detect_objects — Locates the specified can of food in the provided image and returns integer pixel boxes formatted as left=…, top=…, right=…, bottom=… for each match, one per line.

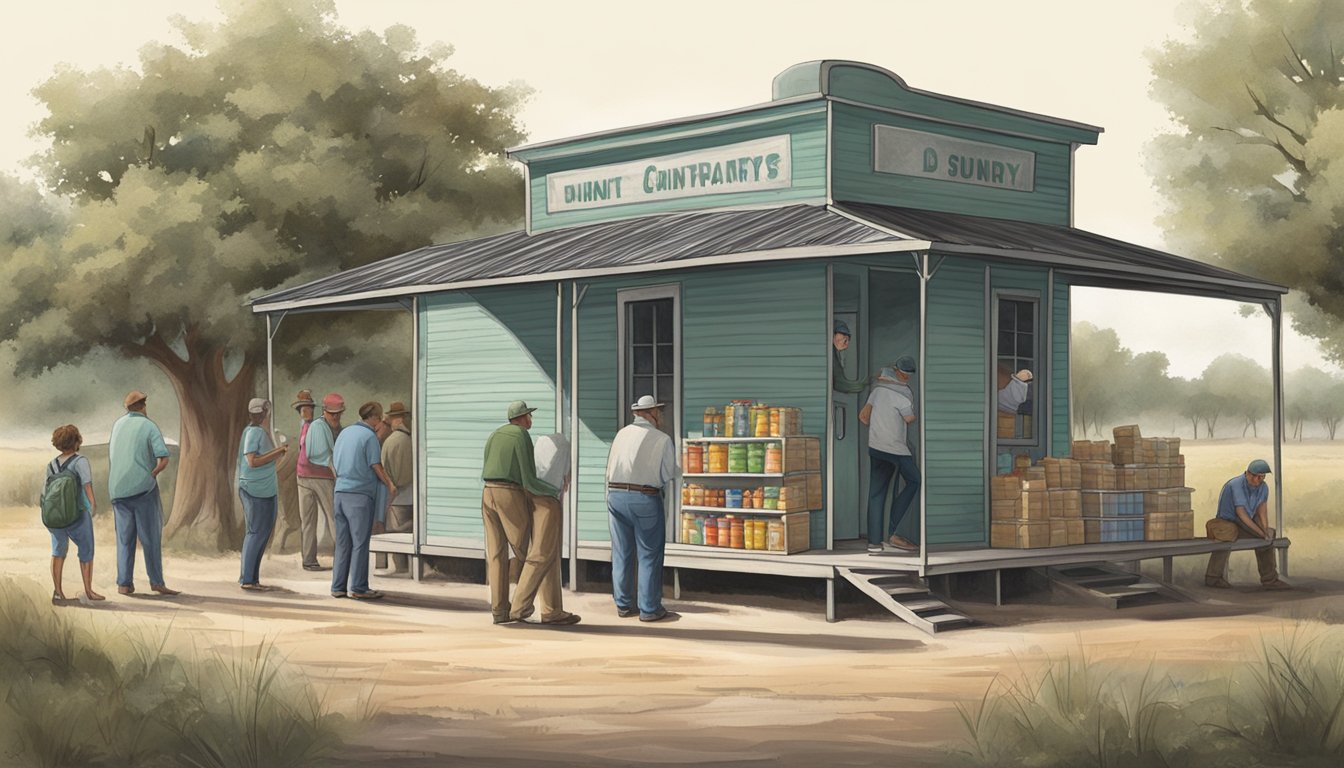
left=753, top=519, right=767, bottom=550
left=704, top=516, right=718, bottom=546
left=717, top=517, right=731, bottom=548
left=725, top=488, right=742, bottom=508
left=732, top=400, right=752, bottom=437
left=747, top=443, right=766, bottom=473
left=728, top=443, right=748, bottom=473
left=730, top=517, right=745, bottom=549
left=686, top=443, right=705, bottom=474
left=767, top=520, right=785, bottom=551
left=764, top=443, right=782, bottom=473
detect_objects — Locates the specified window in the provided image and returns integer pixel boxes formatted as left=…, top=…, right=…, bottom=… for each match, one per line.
left=618, top=286, right=679, bottom=441
left=995, top=297, right=1038, bottom=442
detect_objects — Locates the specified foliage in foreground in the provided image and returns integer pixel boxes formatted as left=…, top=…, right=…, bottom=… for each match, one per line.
left=0, top=576, right=364, bottom=767
left=955, top=627, right=1344, bottom=767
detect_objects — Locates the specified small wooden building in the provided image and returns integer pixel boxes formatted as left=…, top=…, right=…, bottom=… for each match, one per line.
left=252, top=61, right=1289, bottom=628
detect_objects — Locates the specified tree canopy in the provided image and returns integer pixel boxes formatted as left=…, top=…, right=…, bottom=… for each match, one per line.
left=1148, top=0, right=1344, bottom=361
left=0, top=0, right=530, bottom=548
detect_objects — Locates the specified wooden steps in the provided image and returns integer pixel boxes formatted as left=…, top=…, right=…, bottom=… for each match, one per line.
left=835, top=567, right=974, bottom=634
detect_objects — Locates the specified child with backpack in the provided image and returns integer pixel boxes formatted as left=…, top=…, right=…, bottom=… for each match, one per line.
left=43, top=425, right=104, bottom=604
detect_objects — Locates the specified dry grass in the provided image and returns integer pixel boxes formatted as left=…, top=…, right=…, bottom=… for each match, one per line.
left=0, top=575, right=363, bottom=768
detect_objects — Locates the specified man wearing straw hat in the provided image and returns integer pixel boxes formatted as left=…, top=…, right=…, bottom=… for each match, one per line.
left=605, top=395, right=681, bottom=622
left=108, top=390, right=179, bottom=596
left=296, top=390, right=341, bottom=571
left=481, top=400, right=564, bottom=624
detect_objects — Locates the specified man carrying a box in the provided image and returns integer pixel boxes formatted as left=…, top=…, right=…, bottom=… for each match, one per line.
left=1204, top=459, right=1290, bottom=590
left=859, top=359, right=919, bottom=554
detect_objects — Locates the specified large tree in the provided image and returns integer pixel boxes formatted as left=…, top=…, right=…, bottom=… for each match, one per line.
left=1148, top=0, right=1344, bottom=362
left=0, top=0, right=528, bottom=548
left=1070, top=321, right=1176, bottom=437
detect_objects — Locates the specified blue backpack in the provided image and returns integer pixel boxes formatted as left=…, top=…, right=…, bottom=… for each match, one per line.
left=41, top=456, right=83, bottom=529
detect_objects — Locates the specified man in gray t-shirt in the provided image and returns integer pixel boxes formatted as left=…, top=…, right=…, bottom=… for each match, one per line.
left=859, top=359, right=920, bottom=553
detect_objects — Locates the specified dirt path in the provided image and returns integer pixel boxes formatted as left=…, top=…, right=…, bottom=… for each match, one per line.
left=2, top=508, right=1340, bottom=766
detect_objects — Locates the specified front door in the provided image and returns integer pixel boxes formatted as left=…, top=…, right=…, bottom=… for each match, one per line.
left=831, top=265, right=866, bottom=540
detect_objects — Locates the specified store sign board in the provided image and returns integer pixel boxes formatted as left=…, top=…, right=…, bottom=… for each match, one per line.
left=545, top=135, right=792, bottom=213
left=873, top=125, right=1035, bottom=192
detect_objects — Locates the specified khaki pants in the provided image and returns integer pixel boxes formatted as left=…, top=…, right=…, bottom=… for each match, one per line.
left=1205, top=518, right=1278, bottom=583
left=482, top=484, right=531, bottom=621
left=375, top=504, right=412, bottom=572
left=510, top=493, right=565, bottom=621
left=297, top=476, right=336, bottom=567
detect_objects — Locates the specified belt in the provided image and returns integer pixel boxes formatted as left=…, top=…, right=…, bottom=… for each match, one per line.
left=608, top=482, right=661, bottom=496
left=484, top=480, right=522, bottom=489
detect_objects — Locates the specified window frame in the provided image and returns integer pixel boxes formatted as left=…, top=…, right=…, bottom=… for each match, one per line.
left=616, top=284, right=681, bottom=442
left=992, top=290, right=1042, bottom=448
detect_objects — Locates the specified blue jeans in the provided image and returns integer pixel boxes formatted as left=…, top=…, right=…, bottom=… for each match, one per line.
left=48, top=510, right=95, bottom=562
left=868, top=448, right=920, bottom=545
left=607, top=490, right=666, bottom=617
left=113, top=487, right=165, bottom=588
left=332, top=491, right=374, bottom=595
left=238, top=489, right=277, bottom=586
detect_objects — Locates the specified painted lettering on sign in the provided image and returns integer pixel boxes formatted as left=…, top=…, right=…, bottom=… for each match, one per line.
left=546, top=136, right=792, bottom=213
left=873, top=125, right=1035, bottom=193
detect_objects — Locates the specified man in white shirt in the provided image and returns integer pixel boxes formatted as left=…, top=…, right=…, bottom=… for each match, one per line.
left=507, top=432, right=581, bottom=625
left=605, top=395, right=680, bottom=622
left=859, top=358, right=920, bottom=554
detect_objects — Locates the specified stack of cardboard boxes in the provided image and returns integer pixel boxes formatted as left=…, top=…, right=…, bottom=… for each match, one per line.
left=989, top=424, right=1196, bottom=549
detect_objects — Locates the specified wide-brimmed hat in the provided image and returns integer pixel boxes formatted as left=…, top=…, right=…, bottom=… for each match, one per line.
left=507, top=400, right=537, bottom=420
left=386, top=401, right=410, bottom=417
left=247, top=398, right=269, bottom=414
left=322, top=393, right=346, bottom=414
left=631, top=395, right=664, bottom=411
left=123, top=390, right=148, bottom=409
left=291, top=389, right=316, bottom=411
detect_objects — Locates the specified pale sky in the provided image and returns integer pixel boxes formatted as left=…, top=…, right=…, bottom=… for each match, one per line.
left=1, top=0, right=1336, bottom=378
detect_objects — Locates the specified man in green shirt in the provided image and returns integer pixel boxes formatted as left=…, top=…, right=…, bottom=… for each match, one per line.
left=481, top=400, right=559, bottom=624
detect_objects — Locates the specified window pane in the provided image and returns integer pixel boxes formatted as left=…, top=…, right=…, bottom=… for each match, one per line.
left=1018, top=303, right=1034, bottom=332
left=998, top=330, right=1013, bottom=352
left=633, top=345, right=654, bottom=375
left=633, top=376, right=654, bottom=399
left=999, top=302, right=1015, bottom=330
left=1016, top=333, right=1033, bottom=358
left=657, top=375, right=673, bottom=401
left=632, top=303, right=654, bottom=343
left=656, top=344, right=674, bottom=375
left=654, top=299, right=673, bottom=343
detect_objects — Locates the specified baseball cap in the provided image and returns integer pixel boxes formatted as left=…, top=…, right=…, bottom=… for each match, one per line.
left=247, top=398, right=269, bottom=414
left=895, top=356, right=917, bottom=373
left=1247, top=459, right=1272, bottom=475
left=833, top=320, right=851, bottom=337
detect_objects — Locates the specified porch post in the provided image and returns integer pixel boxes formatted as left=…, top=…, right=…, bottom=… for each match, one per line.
left=569, top=281, right=583, bottom=590
left=918, top=251, right=929, bottom=579
left=265, top=314, right=276, bottom=444
left=825, top=264, right=835, bottom=551
left=1269, top=298, right=1286, bottom=575
left=411, top=296, right=423, bottom=580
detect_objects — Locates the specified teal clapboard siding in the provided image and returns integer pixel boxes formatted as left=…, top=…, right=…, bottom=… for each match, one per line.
left=925, top=258, right=989, bottom=545
left=528, top=107, right=827, bottom=233
left=831, top=103, right=1073, bottom=225
left=1052, top=275, right=1071, bottom=456
left=571, top=264, right=828, bottom=545
left=421, top=286, right=558, bottom=543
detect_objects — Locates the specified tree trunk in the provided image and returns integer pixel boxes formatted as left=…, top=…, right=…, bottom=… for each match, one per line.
left=145, top=333, right=258, bottom=551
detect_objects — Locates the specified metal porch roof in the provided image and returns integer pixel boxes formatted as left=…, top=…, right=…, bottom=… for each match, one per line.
left=251, top=201, right=1287, bottom=313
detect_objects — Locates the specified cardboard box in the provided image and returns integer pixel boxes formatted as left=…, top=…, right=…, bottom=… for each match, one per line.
left=992, top=520, right=1051, bottom=549
left=1020, top=490, right=1051, bottom=521
left=1040, top=457, right=1082, bottom=489
left=1082, top=490, right=1144, bottom=517
left=1081, top=462, right=1117, bottom=491
left=1083, top=516, right=1145, bottom=544
left=1050, top=519, right=1069, bottom=547
left=1048, top=489, right=1082, bottom=518
left=1144, top=488, right=1192, bottom=514
left=991, top=499, right=1022, bottom=522
left=1144, top=510, right=1194, bottom=541
left=991, top=475, right=1023, bottom=501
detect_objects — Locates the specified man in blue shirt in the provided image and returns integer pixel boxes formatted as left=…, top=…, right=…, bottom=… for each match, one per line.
left=330, top=401, right=395, bottom=600
left=108, top=390, right=179, bottom=596
left=1205, top=459, right=1290, bottom=590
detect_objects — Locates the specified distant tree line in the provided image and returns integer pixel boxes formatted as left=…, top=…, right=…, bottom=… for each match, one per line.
left=1071, top=322, right=1344, bottom=440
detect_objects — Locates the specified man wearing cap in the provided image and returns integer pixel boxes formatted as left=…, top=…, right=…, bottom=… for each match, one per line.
left=376, top=401, right=414, bottom=575
left=859, top=358, right=920, bottom=554
left=481, top=401, right=563, bottom=624
left=1205, top=459, right=1290, bottom=590
left=831, top=320, right=868, bottom=394
left=108, top=390, right=179, bottom=596
left=605, top=395, right=681, bottom=622
left=237, top=398, right=287, bottom=590
left=296, top=391, right=342, bottom=571
left=330, top=401, right=395, bottom=600
left=507, top=430, right=580, bottom=625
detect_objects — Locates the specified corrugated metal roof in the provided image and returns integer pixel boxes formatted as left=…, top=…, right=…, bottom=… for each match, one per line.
left=250, top=205, right=905, bottom=310
left=252, top=201, right=1287, bottom=313
left=835, top=201, right=1287, bottom=299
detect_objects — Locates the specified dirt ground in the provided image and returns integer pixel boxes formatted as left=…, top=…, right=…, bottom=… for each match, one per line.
left=3, top=507, right=1342, bottom=767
